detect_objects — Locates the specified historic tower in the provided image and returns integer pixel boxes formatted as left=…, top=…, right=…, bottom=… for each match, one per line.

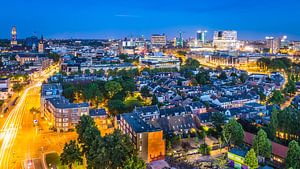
left=38, top=35, right=44, bottom=53
left=11, top=26, right=17, bottom=46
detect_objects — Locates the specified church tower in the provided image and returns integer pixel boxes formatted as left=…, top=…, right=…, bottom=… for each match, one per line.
left=38, top=35, right=44, bottom=53
left=11, top=26, right=17, bottom=46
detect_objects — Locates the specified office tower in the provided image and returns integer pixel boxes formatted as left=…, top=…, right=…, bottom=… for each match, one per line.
left=196, top=30, right=207, bottom=44
left=265, top=36, right=281, bottom=54
left=213, top=30, right=238, bottom=51
left=151, top=34, right=167, bottom=47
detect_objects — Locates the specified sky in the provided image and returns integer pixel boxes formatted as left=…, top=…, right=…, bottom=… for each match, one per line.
left=1, top=0, right=300, bottom=40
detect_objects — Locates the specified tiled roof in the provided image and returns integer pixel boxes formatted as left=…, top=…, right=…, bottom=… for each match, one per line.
left=244, top=132, right=288, bottom=158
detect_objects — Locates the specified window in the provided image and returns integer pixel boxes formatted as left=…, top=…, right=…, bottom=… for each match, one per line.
left=139, top=146, right=142, bottom=151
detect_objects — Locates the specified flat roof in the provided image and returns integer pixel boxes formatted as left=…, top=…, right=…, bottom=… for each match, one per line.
left=47, top=97, right=89, bottom=109
left=122, top=113, right=161, bottom=133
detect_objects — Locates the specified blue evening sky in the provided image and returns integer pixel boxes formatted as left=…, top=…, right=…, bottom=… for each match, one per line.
left=1, top=0, right=300, bottom=40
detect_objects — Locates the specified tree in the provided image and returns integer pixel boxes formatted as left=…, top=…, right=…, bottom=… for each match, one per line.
left=141, top=86, right=150, bottom=97
left=84, top=69, right=91, bottom=75
left=123, top=156, right=146, bottom=169
left=269, top=90, right=285, bottom=105
left=151, top=95, right=159, bottom=105
left=75, top=115, right=100, bottom=155
left=284, top=78, right=297, bottom=96
left=83, top=83, right=103, bottom=107
left=218, top=71, right=227, bottom=80
left=267, top=107, right=278, bottom=140
left=257, top=57, right=271, bottom=70
left=257, top=91, right=266, bottom=103
left=48, top=52, right=61, bottom=63
left=211, top=112, right=226, bottom=135
left=183, top=58, right=200, bottom=70
left=118, top=53, right=129, bottom=60
left=105, top=81, right=122, bottom=98
left=222, top=119, right=244, bottom=147
left=88, top=130, right=135, bottom=169
left=286, top=140, right=300, bottom=169
left=60, top=140, right=83, bottom=169
left=214, top=155, right=227, bottom=169
left=177, top=50, right=187, bottom=56
left=121, top=78, right=136, bottom=93
left=63, top=84, right=76, bottom=101
left=195, top=71, right=210, bottom=85
left=108, top=99, right=126, bottom=116
left=124, top=97, right=143, bottom=112
left=244, top=149, right=259, bottom=169
left=239, top=73, right=248, bottom=83
left=253, top=129, right=272, bottom=159
left=198, top=143, right=211, bottom=155
left=12, top=83, right=23, bottom=93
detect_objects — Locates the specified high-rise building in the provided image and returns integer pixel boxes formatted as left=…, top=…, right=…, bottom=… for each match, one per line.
left=196, top=30, right=207, bottom=44
left=38, top=35, right=45, bottom=53
left=11, top=26, right=17, bottom=46
left=151, top=34, right=167, bottom=47
left=213, top=30, right=238, bottom=51
left=265, top=36, right=281, bottom=54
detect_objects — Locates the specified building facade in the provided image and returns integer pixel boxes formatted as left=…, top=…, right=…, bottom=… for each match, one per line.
left=44, top=97, right=89, bottom=132
left=151, top=34, right=167, bottom=47
left=213, top=31, right=238, bottom=51
left=120, top=113, right=165, bottom=163
left=40, top=83, right=63, bottom=117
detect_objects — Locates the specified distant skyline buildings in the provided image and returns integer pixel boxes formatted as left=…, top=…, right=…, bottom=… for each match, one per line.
left=0, top=26, right=297, bottom=41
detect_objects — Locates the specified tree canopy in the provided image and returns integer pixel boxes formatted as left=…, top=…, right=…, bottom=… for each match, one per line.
left=286, top=140, right=300, bottom=169
left=253, top=129, right=272, bottom=159
left=123, top=155, right=146, bottom=169
left=244, top=149, right=259, bottom=169
left=268, top=90, right=285, bottom=105
left=222, top=119, right=244, bottom=147
left=60, top=140, right=83, bottom=169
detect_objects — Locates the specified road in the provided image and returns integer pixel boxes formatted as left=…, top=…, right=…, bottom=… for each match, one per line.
left=0, top=65, right=69, bottom=169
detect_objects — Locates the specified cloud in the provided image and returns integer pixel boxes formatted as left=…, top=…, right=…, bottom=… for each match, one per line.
left=114, top=14, right=140, bottom=18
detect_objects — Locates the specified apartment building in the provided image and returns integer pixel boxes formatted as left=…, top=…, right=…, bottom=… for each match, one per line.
left=45, top=96, right=89, bottom=132
left=120, top=113, right=165, bottom=163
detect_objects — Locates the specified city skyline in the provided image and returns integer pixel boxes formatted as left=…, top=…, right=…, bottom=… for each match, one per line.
left=1, top=0, right=300, bottom=40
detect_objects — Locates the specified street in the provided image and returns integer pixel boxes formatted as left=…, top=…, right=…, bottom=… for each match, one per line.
left=0, top=65, right=78, bottom=169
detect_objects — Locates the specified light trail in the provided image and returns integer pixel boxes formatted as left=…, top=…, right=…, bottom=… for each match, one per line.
left=0, top=84, right=38, bottom=168
left=0, top=66, right=57, bottom=168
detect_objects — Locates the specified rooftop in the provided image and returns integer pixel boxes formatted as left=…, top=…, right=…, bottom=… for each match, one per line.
left=228, top=148, right=248, bottom=158
left=89, top=108, right=107, bottom=117
left=244, top=131, right=288, bottom=158
left=47, top=96, right=89, bottom=109
left=122, top=113, right=160, bottom=133
left=41, top=83, right=62, bottom=97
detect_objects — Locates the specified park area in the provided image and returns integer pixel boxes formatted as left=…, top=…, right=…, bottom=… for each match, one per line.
left=45, top=152, right=84, bottom=169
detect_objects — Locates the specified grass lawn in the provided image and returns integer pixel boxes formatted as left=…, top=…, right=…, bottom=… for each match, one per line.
left=45, top=152, right=84, bottom=169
